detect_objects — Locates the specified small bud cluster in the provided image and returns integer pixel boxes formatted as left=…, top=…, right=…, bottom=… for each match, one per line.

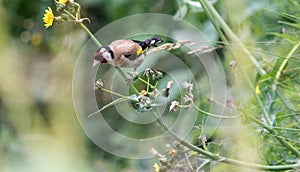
left=43, top=0, right=90, bottom=29
left=151, top=142, right=197, bottom=172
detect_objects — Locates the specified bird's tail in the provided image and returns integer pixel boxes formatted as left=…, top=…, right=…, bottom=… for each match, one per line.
left=144, top=36, right=163, bottom=47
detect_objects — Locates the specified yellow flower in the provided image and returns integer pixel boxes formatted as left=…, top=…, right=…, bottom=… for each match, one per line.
left=43, top=7, right=54, bottom=28
left=169, top=149, right=176, bottom=157
left=141, top=90, right=148, bottom=96
left=255, top=85, right=261, bottom=94
left=153, top=163, right=160, bottom=172
left=59, top=0, right=69, bottom=4
left=31, top=33, right=42, bottom=46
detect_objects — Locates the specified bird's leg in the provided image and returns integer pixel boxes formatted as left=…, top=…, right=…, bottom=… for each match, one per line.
left=126, top=69, right=138, bottom=85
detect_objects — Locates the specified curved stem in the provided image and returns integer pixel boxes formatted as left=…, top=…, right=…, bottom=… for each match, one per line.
left=101, top=88, right=137, bottom=101
left=239, top=109, right=300, bottom=157
left=78, top=22, right=102, bottom=48
left=116, top=67, right=139, bottom=94
left=137, top=76, right=156, bottom=89
left=63, top=9, right=139, bottom=94
left=63, top=9, right=102, bottom=47
left=272, top=41, right=300, bottom=91
left=198, top=0, right=300, bottom=157
left=193, top=105, right=242, bottom=119
left=87, top=98, right=127, bottom=118
left=199, top=0, right=271, bottom=125
left=151, top=111, right=300, bottom=170
left=199, top=0, right=266, bottom=75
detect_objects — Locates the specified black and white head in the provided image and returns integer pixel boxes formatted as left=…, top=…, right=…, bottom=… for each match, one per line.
left=145, top=36, right=163, bottom=47
left=93, top=46, right=114, bottom=67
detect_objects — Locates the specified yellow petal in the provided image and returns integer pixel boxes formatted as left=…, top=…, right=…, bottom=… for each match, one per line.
left=153, top=163, right=160, bottom=172
left=59, top=0, right=69, bottom=4
left=42, top=7, right=54, bottom=29
left=255, top=85, right=261, bottom=94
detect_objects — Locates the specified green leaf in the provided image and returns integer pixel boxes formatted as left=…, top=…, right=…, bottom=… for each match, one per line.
left=268, top=32, right=299, bottom=43
left=278, top=21, right=300, bottom=29
left=276, top=88, right=297, bottom=111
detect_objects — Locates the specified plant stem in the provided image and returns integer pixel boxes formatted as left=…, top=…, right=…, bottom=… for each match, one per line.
left=116, top=67, right=139, bottom=94
left=79, top=23, right=102, bottom=48
left=272, top=41, right=300, bottom=91
left=239, top=109, right=300, bottom=157
left=199, top=0, right=266, bottom=76
left=137, top=76, right=156, bottom=89
left=87, top=98, right=127, bottom=118
left=101, top=88, right=138, bottom=101
left=63, top=9, right=102, bottom=47
left=238, top=67, right=300, bottom=156
left=198, top=0, right=300, bottom=156
left=63, top=9, right=139, bottom=94
left=193, top=105, right=242, bottom=119
left=196, top=1, right=272, bottom=125
left=147, top=76, right=150, bottom=92
left=151, top=111, right=300, bottom=170
left=151, top=111, right=218, bottom=159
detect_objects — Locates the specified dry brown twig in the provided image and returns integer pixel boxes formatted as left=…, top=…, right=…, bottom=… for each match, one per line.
left=147, top=40, right=222, bottom=55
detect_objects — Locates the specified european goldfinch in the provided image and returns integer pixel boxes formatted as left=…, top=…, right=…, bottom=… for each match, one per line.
left=93, top=36, right=163, bottom=70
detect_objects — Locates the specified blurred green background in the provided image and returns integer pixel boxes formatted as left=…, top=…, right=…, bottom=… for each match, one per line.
left=0, top=0, right=299, bottom=171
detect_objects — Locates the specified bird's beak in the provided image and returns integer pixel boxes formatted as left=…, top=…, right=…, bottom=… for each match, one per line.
left=93, top=59, right=100, bottom=67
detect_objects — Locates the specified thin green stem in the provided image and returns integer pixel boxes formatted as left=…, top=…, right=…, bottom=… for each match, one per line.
left=87, top=98, right=127, bottom=118
left=154, top=81, right=158, bottom=88
left=137, top=76, right=156, bottom=89
left=195, top=0, right=300, bottom=159
left=101, top=88, right=137, bottom=101
left=147, top=76, right=150, bottom=92
left=252, top=83, right=273, bottom=126
left=63, top=9, right=102, bottom=47
left=79, top=22, right=102, bottom=48
left=272, top=126, right=300, bottom=132
left=196, top=1, right=272, bottom=125
left=239, top=110, right=300, bottom=157
left=199, top=0, right=266, bottom=75
left=151, top=111, right=300, bottom=170
left=116, top=67, right=139, bottom=94
left=151, top=111, right=218, bottom=159
left=193, top=105, right=242, bottom=119
left=272, top=41, right=300, bottom=91
left=87, top=87, right=139, bottom=118
left=63, top=9, right=139, bottom=95
left=198, top=0, right=300, bottom=153
left=276, top=114, right=299, bottom=120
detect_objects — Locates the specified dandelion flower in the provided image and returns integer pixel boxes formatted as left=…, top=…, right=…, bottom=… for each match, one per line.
left=59, top=0, right=69, bottom=4
left=43, top=7, right=54, bottom=28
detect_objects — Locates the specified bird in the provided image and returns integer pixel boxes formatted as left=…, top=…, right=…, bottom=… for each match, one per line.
left=93, top=36, right=163, bottom=70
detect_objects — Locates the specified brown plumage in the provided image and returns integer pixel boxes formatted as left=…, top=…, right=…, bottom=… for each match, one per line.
left=108, top=39, right=141, bottom=67
left=93, top=36, right=163, bottom=70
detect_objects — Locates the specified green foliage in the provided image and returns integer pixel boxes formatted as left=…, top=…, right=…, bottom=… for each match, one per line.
left=1, top=0, right=300, bottom=171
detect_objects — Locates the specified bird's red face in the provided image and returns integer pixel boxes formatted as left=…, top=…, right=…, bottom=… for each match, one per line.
left=93, top=47, right=109, bottom=67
